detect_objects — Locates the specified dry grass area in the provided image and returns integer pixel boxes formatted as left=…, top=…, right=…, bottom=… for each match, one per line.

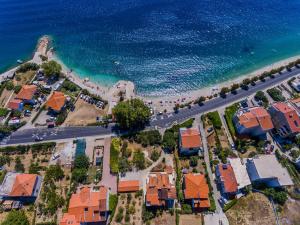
left=0, top=89, right=14, bottom=107
left=226, top=193, right=276, bottom=225
left=239, top=145, right=257, bottom=158
left=151, top=212, right=175, bottom=225
left=127, top=142, right=161, bottom=161
left=280, top=198, right=300, bottom=225
left=64, top=98, right=107, bottom=126
left=14, top=71, right=35, bottom=86
left=179, top=214, right=202, bottom=225
left=111, top=192, right=143, bottom=225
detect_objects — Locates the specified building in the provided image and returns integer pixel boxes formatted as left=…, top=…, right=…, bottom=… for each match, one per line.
left=233, top=107, right=273, bottom=137
left=183, top=173, right=210, bottom=210
left=246, top=155, right=293, bottom=187
left=145, top=172, right=176, bottom=208
left=179, top=127, right=202, bottom=155
left=291, top=78, right=300, bottom=92
left=60, top=186, right=109, bottom=225
left=268, top=102, right=300, bottom=138
left=0, top=172, right=42, bottom=203
left=118, top=180, right=140, bottom=193
left=46, top=91, right=67, bottom=113
left=228, top=158, right=251, bottom=192
left=15, top=85, right=37, bottom=104
left=7, top=99, right=23, bottom=111
left=215, top=164, right=238, bottom=199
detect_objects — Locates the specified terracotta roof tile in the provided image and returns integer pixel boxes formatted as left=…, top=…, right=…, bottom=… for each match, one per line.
left=16, top=85, right=37, bottom=100
left=184, top=173, right=210, bottom=201
left=64, top=186, right=108, bottom=224
left=146, top=173, right=176, bottom=207
left=118, top=180, right=140, bottom=193
left=272, top=102, right=300, bottom=133
left=180, top=128, right=202, bottom=149
left=217, top=164, right=238, bottom=193
left=237, top=107, right=273, bottom=131
left=46, top=91, right=66, bottom=111
left=9, top=174, right=37, bottom=197
left=7, top=99, right=22, bottom=110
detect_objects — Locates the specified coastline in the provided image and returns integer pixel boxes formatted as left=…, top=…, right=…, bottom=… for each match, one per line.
left=2, top=35, right=300, bottom=112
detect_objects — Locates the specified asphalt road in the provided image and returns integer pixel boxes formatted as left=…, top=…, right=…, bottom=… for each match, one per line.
left=4, top=66, right=300, bottom=145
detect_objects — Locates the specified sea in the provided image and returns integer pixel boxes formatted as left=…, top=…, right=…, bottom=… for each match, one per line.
left=1, top=0, right=300, bottom=96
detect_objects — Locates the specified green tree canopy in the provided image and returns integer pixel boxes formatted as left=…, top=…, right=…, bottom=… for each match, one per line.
left=112, top=99, right=151, bottom=130
left=74, top=155, right=90, bottom=169
left=42, top=60, right=62, bottom=77
left=1, top=210, right=30, bottom=225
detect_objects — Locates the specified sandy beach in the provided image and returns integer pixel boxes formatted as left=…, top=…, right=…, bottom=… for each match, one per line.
left=2, top=35, right=300, bottom=113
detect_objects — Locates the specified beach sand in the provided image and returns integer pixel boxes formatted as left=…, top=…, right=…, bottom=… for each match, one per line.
left=5, top=35, right=299, bottom=113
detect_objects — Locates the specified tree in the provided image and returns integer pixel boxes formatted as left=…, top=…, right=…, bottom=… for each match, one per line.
left=74, top=155, right=90, bottom=169
left=113, top=99, right=151, bottom=130
left=230, top=83, right=239, bottom=93
left=162, top=131, right=176, bottom=151
left=42, top=60, right=62, bottom=77
left=1, top=210, right=30, bottom=225
left=133, top=149, right=146, bottom=170
left=14, top=157, right=24, bottom=173
left=16, top=62, right=39, bottom=73
left=254, top=91, right=269, bottom=105
left=150, top=149, right=160, bottom=162
left=220, top=87, right=229, bottom=97
left=72, top=168, right=88, bottom=183
left=195, top=96, right=206, bottom=105
left=189, top=156, right=198, bottom=167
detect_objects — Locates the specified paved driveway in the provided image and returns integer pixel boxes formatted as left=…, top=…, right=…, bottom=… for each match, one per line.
left=99, top=137, right=117, bottom=194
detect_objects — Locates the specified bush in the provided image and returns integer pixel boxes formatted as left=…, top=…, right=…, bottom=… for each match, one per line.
left=5, top=81, right=14, bottom=91
left=135, top=130, right=162, bottom=147
left=254, top=91, right=269, bottom=105
left=189, top=156, right=198, bottom=167
left=264, top=188, right=288, bottom=205
left=150, top=149, right=160, bottom=162
left=0, top=108, right=9, bottom=117
left=109, top=194, right=118, bottom=217
left=61, top=80, right=80, bottom=93
left=14, top=157, right=24, bottom=173
left=1, top=210, right=30, bottom=225
left=42, top=60, right=62, bottom=77
left=181, top=204, right=192, bottom=214
left=133, top=149, right=146, bottom=170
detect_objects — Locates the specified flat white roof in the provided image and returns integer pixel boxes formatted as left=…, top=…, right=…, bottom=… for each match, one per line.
left=251, top=155, right=293, bottom=186
left=229, top=158, right=251, bottom=189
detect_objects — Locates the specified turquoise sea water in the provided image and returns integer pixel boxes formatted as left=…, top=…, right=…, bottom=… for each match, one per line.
left=1, top=0, right=300, bottom=96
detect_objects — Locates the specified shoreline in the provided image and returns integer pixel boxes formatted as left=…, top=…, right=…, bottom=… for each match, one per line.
left=2, top=35, right=300, bottom=112
left=51, top=47, right=300, bottom=111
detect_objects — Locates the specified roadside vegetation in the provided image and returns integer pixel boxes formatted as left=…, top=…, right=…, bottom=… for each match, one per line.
left=267, top=87, right=286, bottom=102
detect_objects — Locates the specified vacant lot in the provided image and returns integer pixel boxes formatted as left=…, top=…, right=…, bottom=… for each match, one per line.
left=151, top=212, right=175, bottom=225
left=226, top=193, right=276, bottom=225
left=64, top=99, right=107, bottom=126
left=179, top=214, right=202, bottom=225
left=281, top=198, right=300, bottom=225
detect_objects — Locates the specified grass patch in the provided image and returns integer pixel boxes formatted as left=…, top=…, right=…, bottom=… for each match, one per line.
left=224, top=103, right=239, bottom=139
left=110, top=138, right=121, bottom=173
left=206, top=111, right=222, bottom=129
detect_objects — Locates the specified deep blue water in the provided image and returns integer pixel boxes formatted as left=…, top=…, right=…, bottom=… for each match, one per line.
left=1, top=0, right=300, bottom=96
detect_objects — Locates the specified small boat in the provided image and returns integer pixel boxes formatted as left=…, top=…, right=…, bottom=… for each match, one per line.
left=17, top=59, right=23, bottom=64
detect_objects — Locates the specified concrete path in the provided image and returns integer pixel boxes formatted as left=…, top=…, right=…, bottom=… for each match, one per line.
left=100, top=137, right=117, bottom=194
left=198, top=118, right=229, bottom=225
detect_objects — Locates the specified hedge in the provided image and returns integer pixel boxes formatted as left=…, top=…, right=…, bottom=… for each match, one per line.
left=223, top=199, right=238, bottom=212
left=224, top=103, right=239, bottom=139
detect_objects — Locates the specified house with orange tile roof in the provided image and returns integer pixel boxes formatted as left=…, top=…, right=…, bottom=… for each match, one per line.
left=179, top=127, right=202, bottom=156
left=46, top=91, right=67, bottom=113
left=215, top=164, right=238, bottom=199
left=7, top=99, right=23, bottom=111
left=15, top=85, right=37, bottom=104
left=60, top=186, right=109, bottom=225
left=0, top=172, right=42, bottom=203
left=118, top=180, right=140, bottom=193
left=233, top=107, right=273, bottom=137
left=183, top=173, right=210, bottom=210
left=269, top=102, right=300, bottom=138
left=145, top=172, right=176, bottom=208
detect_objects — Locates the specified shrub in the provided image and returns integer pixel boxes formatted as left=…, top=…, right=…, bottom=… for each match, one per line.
left=0, top=108, right=9, bottom=117
left=189, top=156, right=198, bottom=167
left=267, top=88, right=286, bottom=102
left=181, top=204, right=192, bottom=214
left=133, top=149, right=146, bottom=170
left=135, top=130, right=162, bottom=146
left=150, top=149, right=160, bottom=162
left=224, top=103, right=239, bottom=138
left=5, top=81, right=14, bottom=91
